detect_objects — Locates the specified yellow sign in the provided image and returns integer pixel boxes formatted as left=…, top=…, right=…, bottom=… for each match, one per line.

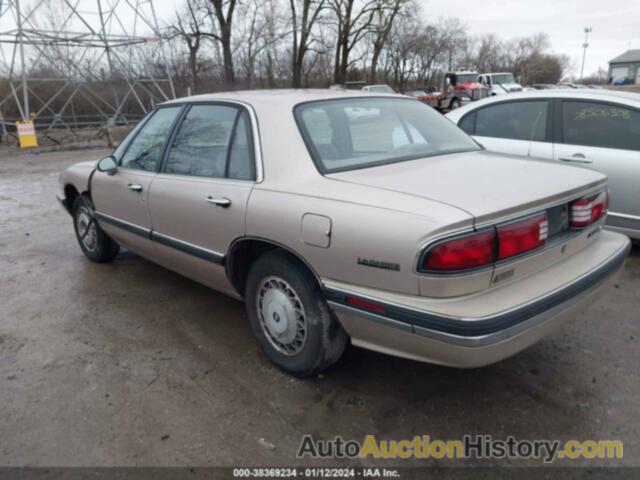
left=17, top=120, right=38, bottom=148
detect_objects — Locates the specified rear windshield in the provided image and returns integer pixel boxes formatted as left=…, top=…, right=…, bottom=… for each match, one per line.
left=294, top=97, right=480, bottom=173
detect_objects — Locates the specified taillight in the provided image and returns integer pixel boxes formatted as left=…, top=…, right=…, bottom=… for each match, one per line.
left=570, top=190, right=608, bottom=228
left=420, top=192, right=606, bottom=274
left=497, top=212, right=548, bottom=260
left=422, top=229, right=495, bottom=271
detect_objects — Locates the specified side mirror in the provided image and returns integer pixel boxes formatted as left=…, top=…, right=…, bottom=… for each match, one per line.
left=97, top=155, right=118, bottom=175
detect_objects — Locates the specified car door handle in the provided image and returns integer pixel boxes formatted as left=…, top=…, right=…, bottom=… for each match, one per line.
left=127, top=183, right=143, bottom=192
left=560, top=153, right=592, bottom=164
left=206, top=196, right=231, bottom=208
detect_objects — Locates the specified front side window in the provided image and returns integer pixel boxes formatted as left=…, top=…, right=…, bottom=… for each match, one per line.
left=164, top=104, right=255, bottom=180
left=120, top=107, right=182, bottom=171
left=475, top=101, right=548, bottom=142
left=561, top=101, right=640, bottom=151
left=295, top=98, right=479, bottom=173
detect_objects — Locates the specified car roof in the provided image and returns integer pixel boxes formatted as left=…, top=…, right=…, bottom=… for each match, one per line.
left=161, top=88, right=400, bottom=109
left=446, top=89, right=640, bottom=121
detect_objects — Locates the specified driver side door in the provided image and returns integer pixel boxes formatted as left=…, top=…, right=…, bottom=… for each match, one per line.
left=91, top=106, right=184, bottom=257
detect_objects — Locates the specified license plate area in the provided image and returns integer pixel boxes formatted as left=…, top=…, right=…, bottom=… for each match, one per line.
left=546, top=203, right=570, bottom=238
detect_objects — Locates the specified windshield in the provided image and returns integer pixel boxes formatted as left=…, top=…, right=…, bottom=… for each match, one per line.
left=295, top=97, right=480, bottom=173
left=456, top=74, right=478, bottom=83
left=492, top=74, right=516, bottom=84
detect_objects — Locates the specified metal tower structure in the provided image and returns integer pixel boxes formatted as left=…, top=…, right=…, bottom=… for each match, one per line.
left=0, top=0, right=175, bottom=138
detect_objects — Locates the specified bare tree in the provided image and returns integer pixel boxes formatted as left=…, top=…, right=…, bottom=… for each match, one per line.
left=206, top=0, right=238, bottom=86
left=237, top=0, right=285, bottom=86
left=385, top=15, right=421, bottom=89
left=290, top=0, right=328, bottom=87
left=171, top=0, right=210, bottom=93
left=331, top=0, right=377, bottom=84
left=368, top=0, right=407, bottom=83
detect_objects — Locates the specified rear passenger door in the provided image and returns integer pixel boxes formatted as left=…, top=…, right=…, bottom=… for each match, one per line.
left=458, top=99, right=553, bottom=159
left=147, top=103, right=257, bottom=294
left=553, top=99, right=640, bottom=234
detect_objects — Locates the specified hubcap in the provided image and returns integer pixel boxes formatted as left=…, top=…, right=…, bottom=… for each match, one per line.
left=76, top=206, right=97, bottom=252
left=257, top=276, right=307, bottom=356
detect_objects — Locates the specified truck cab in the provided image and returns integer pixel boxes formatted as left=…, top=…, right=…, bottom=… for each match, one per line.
left=479, top=73, right=524, bottom=95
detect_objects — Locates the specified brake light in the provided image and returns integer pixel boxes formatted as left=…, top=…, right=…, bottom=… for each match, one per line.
left=570, top=191, right=608, bottom=228
left=497, top=213, right=548, bottom=260
left=422, top=230, right=495, bottom=271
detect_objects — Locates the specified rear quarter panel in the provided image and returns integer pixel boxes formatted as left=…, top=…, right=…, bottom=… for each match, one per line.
left=245, top=188, right=472, bottom=295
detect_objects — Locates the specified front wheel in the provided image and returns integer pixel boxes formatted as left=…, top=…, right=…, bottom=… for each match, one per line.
left=72, top=194, right=120, bottom=263
left=449, top=98, right=461, bottom=110
left=245, top=250, right=348, bottom=376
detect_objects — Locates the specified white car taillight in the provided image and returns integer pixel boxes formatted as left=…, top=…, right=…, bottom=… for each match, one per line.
left=570, top=190, right=609, bottom=228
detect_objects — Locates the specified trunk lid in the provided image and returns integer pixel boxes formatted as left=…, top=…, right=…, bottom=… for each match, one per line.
left=327, top=150, right=607, bottom=226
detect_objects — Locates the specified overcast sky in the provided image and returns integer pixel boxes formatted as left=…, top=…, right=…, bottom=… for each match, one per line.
left=415, top=0, right=640, bottom=76
left=154, top=0, right=640, bottom=77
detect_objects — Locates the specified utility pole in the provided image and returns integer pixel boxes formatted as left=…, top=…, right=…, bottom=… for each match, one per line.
left=580, top=27, right=592, bottom=82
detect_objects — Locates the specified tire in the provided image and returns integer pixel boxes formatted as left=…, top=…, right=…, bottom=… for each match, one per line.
left=449, top=99, right=460, bottom=110
left=72, top=194, right=120, bottom=263
left=245, top=250, right=348, bottom=377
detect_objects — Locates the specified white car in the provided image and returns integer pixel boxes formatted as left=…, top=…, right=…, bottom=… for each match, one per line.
left=447, top=90, right=640, bottom=239
left=362, top=84, right=395, bottom=94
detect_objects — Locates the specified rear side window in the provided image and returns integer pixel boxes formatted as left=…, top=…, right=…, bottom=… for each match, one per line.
left=561, top=101, right=640, bottom=151
left=164, top=105, right=255, bottom=180
left=475, top=101, right=548, bottom=142
left=458, top=112, right=476, bottom=135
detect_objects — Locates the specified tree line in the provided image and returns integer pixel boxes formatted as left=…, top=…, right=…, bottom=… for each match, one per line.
left=0, top=0, right=574, bottom=131
left=166, top=0, right=572, bottom=94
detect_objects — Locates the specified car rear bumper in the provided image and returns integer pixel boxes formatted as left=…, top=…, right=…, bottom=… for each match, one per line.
left=325, top=231, right=630, bottom=368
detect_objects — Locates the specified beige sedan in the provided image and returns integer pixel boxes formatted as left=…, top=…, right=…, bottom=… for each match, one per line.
left=58, top=90, right=630, bottom=376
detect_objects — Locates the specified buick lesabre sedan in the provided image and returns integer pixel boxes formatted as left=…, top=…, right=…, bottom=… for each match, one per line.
left=58, top=90, right=631, bottom=376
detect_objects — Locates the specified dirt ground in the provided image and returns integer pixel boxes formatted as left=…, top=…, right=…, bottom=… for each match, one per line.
left=0, top=147, right=638, bottom=469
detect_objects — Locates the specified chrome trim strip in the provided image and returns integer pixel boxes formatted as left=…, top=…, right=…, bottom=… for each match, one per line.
left=608, top=211, right=640, bottom=221
left=94, top=211, right=226, bottom=265
left=94, top=211, right=151, bottom=238
left=151, top=231, right=225, bottom=265
left=329, top=303, right=414, bottom=334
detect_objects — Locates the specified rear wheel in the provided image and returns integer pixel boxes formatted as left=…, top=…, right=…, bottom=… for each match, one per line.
left=245, top=250, right=348, bottom=376
left=72, top=194, right=119, bottom=263
left=449, top=98, right=461, bottom=110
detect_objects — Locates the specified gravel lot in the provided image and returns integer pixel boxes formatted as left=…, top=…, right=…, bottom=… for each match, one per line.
left=0, top=147, right=638, bottom=469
